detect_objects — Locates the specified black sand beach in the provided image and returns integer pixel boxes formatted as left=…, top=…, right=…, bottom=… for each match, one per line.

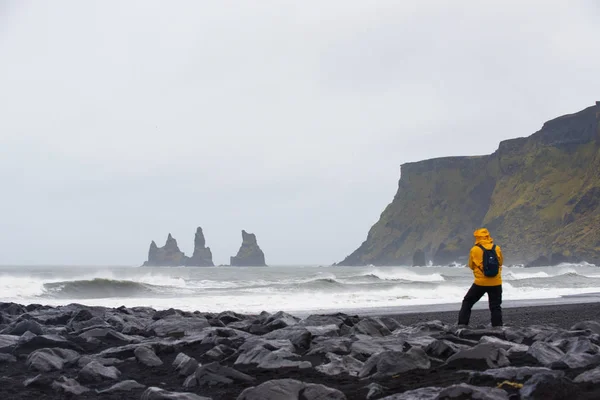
left=2, top=301, right=600, bottom=400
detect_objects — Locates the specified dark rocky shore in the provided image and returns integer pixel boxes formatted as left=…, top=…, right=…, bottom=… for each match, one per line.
left=2, top=302, right=600, bottom=399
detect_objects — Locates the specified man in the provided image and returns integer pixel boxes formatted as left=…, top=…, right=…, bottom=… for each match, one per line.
left=458, top=228, right=504, bottom=327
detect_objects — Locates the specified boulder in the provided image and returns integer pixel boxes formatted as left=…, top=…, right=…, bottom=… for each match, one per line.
left=26, top=348, right=79, bottom=372
left=359, top=348, right=431, bottom=379
left=520, top=372, right=581, bottom=400
left=0, top=353, right=16, bottom=363
left=2, top=319, right=44, bottom=335
left=351, top=336, right=407, bottom=360
left=79, top=327, right=140, bottom=343
left=173, top=352, right=199, bottom=377
left=230, top=230, right=267, bottom=266
left=78, top=360, right=121, bottom=382
left=350, top=317, right=393, bottom=337
left=574, top=367, right=600, bottom=384
left=235, top=338, right=310, bottom=370
left=141, top=387, right=212, bottom=400
left=134, top=346, right=163, bottom=367
left=97, top=380, right=146, bottom=393
left=51, top=376, right=90, bottom=395
left=469, top=366, right=560, bottom=382
left=316, top=352, right=364, bottom=377
left=0, top=334, right=19, bottom=353
left=194, top=362, right=255, bottom=387
left=146, top=315, right=210, bottom=337
left=14, top=333, right=82, bottom=354
left=237, top=378, right=346, bottom=400
left=446, top=343, right=510, bottom=369
left=526, top=341, right=565, bottom=366
left=437, top=383, right=509, bottom=400
left=570, top=320, right=600, bottom=334
left=263, top=326, right=311, bottom=350
left=379, top=387, right=442, bottom=400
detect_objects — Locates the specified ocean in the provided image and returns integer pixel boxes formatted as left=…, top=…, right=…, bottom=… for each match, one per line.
left=1, top=263, right=600, bottom=316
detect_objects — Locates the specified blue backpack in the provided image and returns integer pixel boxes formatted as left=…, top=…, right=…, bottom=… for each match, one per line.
left=477, top=244, right=500, bottom=277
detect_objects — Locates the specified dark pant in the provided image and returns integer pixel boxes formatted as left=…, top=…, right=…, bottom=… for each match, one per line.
left=458, top=284, right=503, bottom=327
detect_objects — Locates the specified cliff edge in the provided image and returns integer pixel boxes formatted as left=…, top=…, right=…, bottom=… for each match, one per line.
left=339, top=102, right=600, bottom=266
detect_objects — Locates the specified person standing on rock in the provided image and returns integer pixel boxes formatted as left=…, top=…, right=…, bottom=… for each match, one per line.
left=458, top=228, right=504, bottom=327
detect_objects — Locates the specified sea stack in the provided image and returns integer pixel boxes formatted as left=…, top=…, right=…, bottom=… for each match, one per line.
left=187, top=227, right=214, bottom=267
left=143, top=234, right=187, bottom=266
left=230, top=230, right=267, bottom=266
left=142, top=227, right=214, bottom=267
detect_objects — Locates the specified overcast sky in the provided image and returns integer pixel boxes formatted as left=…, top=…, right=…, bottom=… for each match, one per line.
left=1, top=1, right=599, bottom=266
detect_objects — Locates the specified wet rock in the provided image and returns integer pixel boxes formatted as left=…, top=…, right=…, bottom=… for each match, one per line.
left=77, top=355, right=122, bottom=368
left=23, top=374, right=53, bottom=388
left=79, top=327, right=141, bottom=343
left=261, top=311, right=299, bottom=332
left=469, top=366, right=560, bottom=382
left=51, top=376, right=90, bottom=395
left=446, top=343, right=510, bottom=369
left=455, top=327, right=506, bottom=341
left=350, top=317, right=393, bottom=337
left=235, top=338, right=310, bottom=369
left=263, top=326, right=311, bottom=350
left=78, top=360, right=121, bottom=382
left=526, top=341, right=565, bottom=366
left=425, top=339, right=464, bottom=359
left=479, top=335, right=529, bottom=355
left=26, top=348, right=79, bottom=372
left=217, top=311, right=244, bottom=325
left=0, top=302, right=26, bottom=316
left=0, top=353, right=16, bottom=363
left=574, top=366, right=600, bottom=383
left=173, top=352, right=199, bottom=376
left=134, top=345, right=163, bottom=367
left=305, top=324, right=340, bottom=337
left=97, top=379, right=146, bottom=393
left=237, top=378, right=346, bottom=400
left=570, top=320, right=600, bottom=334
left=306, top=337, right=353, bottom=356
left=146, top=315, right=210, bottom=337
left=359, top=347, right=430, bottom=379
left=194, top=362, right=254, bottom=387
left=203, top=344, right=234, bottom=361
left=350, top=336, right=407, bottom=360
left=15, top=333, right=82, bottom=354
left=141, top=387, right=212, bottom=400
left=0, top=334, right=18, bottom=353
left=3, top=319, right=44, bottom=335
left=520, top=372, right=581, bottom=400
left=316, top=352, right=364, bottom=377
left=380, top=386, right=442, bottom=399
left=365, top=383, right=387, bottom=400
left=558, top=352, right=600, bottom=369
left=437, top=383, right=509, bottom=400
left=299, top=313, right=349, bottom=328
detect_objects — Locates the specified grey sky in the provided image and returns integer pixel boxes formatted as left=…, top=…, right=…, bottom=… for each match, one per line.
left=1, top=1, right=599, bottom=266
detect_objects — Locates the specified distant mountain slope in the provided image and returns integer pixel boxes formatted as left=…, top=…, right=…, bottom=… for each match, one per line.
left=340, top=102, right=600, bottom=266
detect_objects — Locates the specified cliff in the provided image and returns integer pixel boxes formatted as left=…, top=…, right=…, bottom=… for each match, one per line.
left=230, top=230, right=267, bottom=266
left=142, top=227, right=214, bottom=267
left=340, top=102, right=600, bottom=266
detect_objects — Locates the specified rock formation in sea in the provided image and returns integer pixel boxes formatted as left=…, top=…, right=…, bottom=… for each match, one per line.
left=339, top=102, right=600, bottom=267
left=412, top=249, right=426, bottom=267
left=230, top=230, right=267, bottom=266
left=142, top=227, right=214, bottom=267
left=186, top=227, right=214, bottom=267
left=143, top=234, right=187, bottom=267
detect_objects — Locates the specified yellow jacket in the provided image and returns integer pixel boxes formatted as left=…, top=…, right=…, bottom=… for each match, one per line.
left=468, top=228, right=503, bottom=286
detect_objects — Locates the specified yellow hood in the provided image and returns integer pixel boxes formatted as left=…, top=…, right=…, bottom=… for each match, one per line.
left=474, top=228, right=494, bottom=249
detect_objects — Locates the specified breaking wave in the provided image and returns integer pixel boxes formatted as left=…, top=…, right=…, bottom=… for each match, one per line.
left=43, top=278, right=166, bottom=299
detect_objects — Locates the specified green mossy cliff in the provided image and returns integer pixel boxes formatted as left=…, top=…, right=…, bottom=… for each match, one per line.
left=340, top=102, right=600, bottom=266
